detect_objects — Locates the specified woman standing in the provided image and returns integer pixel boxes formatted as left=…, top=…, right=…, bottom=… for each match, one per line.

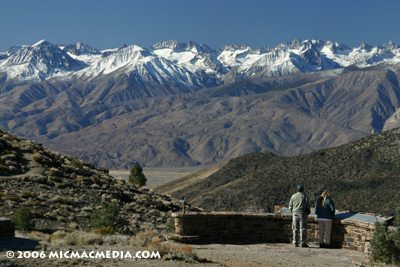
left=315, top=191, right=335, bottom=248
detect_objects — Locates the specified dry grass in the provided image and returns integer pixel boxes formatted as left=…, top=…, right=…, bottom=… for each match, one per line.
left=130, top=229, right=159, bottom=247
left=27, top=231, right=49, bottom=241
left=131, top=229, right=199, bottom=262
left=63, top=231, right=103, bottom=246
left=146, top=240, right=198, bottom=262
left=92, top=226, right=116, bottom=235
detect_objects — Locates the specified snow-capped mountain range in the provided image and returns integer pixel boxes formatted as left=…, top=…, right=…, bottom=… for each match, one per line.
left=1, top=38, right=399, bottom=87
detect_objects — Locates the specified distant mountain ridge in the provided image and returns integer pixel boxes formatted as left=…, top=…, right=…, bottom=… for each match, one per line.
left=1, top=38, right=399, bottom=87
left=1, top=38, right=400, bottom=168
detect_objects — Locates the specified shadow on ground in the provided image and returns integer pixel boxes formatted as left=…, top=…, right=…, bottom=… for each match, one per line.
left=0, top=238, right=39, bottom=252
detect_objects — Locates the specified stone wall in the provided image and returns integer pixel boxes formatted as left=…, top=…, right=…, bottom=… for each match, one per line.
left=0, top=217, right=15, bottom=239
left=171, top=210, right=393, bottom=261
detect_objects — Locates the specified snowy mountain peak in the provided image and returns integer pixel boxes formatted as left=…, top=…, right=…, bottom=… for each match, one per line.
left=277, top=38, right=302, bottom=50
left=32, top=39, right=49, bottom=46
left=152, top=40, right=212, bottom=54
left=0, top=40, right=85, bottom=83
left=358, top=42, right=374, bottom=51
left=381, top=40, right=399, bottom=50
left=152, top=40, right=180, bottom=50
left=63, top=42, right=99, bottom=56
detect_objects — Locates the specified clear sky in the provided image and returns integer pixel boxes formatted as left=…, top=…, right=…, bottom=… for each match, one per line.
left=1, top=0, right=399, bottom=51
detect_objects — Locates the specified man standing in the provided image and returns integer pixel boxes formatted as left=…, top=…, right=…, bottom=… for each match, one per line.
left=289, top=185, right=310, bottom=247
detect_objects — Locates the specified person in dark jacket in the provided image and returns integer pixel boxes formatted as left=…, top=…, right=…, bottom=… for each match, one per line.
left=315, top=191, right=335, bottom=248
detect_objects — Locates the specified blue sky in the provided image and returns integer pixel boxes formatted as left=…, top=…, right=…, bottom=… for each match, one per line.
left=1, top=0, right=399, bottom=51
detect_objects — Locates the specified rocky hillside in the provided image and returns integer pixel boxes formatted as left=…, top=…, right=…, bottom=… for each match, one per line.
left=153, top=127, right=400, bottom=216
left=0, top=129, right=192, bottom=233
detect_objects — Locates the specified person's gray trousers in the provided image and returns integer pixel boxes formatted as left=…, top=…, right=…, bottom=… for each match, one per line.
left=318, top=220, right=333, bottom=244
left=292, top=213, right=308, bottom=245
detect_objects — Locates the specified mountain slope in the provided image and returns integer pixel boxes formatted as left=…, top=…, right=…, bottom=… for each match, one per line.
left=1, top=64, right=400, bottom=168
left=153, top=127, right=400, bottom=216
left=1, top=39, right=400, bottom=168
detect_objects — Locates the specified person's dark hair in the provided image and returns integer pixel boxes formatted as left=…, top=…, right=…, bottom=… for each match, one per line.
left=297, top=188, right=304, bottom=192
left=317, top=196, right=324, bottom=209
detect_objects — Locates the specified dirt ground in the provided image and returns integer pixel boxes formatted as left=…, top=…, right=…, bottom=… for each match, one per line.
left=0, top=241, right=367, bottom=267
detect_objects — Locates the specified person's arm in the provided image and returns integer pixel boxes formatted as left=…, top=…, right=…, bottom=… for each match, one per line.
left=289, top=196, right=293, bottom=213
left=315, top=202, right=318, bottom=215
left=330, top=199, right=335, bottom=217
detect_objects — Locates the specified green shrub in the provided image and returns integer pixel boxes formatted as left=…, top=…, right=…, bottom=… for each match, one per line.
left=165, top=217, right=175, bottom=233
left=91, top=202, right=126, bottom=231
left=371, top=204, right=400, bottom=264
left=71, top=156, right=83, bottom=169
left=129, top=163, right=147, bottom=187
left=11, top=207, right=35, bottom=230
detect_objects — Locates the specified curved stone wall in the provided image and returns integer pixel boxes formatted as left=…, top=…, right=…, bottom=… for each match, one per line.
left=171, top=208, right=394, bottom=261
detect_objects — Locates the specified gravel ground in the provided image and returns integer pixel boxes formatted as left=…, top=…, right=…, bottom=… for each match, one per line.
left=0, top=242, right=367, bottom=267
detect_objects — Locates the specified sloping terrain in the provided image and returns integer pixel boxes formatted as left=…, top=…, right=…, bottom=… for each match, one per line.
left=153, top=127, right=400, bottom=216
left=0, top=129, right=195, bottom=233
left=1, top=39, right=400, bottom=168
left=2, top=63, right=397, bottom=168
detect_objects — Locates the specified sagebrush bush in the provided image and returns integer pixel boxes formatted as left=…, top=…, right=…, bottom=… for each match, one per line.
left=70, top=156, right=83, bottom=169
left=91, top=202, right=126, bottom=231
left=11, top=207, right=35, bottom=230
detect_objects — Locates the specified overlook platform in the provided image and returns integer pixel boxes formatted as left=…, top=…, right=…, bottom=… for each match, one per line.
left=170, top=207, right=394, bottom=263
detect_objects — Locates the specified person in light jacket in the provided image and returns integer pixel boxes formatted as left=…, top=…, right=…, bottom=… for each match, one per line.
left=289, top=185, right=310, bottom=247
left=315, top=191, right=335, bottom=248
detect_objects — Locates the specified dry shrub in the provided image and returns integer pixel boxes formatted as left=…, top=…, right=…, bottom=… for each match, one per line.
left=49, top=230, right=68, bottom=246
left=49, top=230, right=67, bottom=240
left=147, top=242, right=198, bottom=263
left=33, top=155, right=42, bottom=163
left=102, top=235, right=130, bottom=246
left=130, top=229, right=159, bottom=247
left=92, top=226, right=116, bottom=235
left=63, top=231, right=103, bottom=246
left=28, top=231, right=49, bottom=241
left=131, top=230, right=199, bottom=262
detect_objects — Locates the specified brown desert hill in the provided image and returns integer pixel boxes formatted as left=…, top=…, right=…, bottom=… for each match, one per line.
left=152, top=164, right=225, bottom=197
left=1, top=63, right=400, bottom=168
left=153, top=127, right=400, bottom=216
